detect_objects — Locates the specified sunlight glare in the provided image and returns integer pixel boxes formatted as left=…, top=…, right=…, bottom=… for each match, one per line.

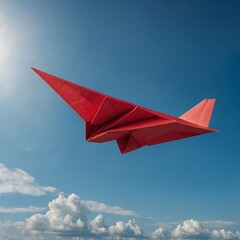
left=0, top=16, right=14, bottom=62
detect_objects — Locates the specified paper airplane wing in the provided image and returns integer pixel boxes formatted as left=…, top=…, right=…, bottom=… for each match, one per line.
left=32, top=68, right=130, bottom=123
left=32, top=68, right=161, bottom=123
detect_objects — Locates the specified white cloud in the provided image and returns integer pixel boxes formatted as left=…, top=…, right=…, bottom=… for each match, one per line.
left=82, top=199, right=138, bottom=216
left=211, top=229, right=240, bottom=240
left=0, top=163, right=57, bottom=196
left=150, top=220, right=239, bottom=232
left=0, top=206, right=45, bottom=213
left=109, top=219, right=143, bottom=238
left=26, top=193, right=144, bottom=239
left=1, top=214, right=240, bottom=240
left=0, top=192, right=239, bottom=240
left=90, top=214, right=108, bottom=235
left=151, top=227, right=170, bottom=239
left=171, top=219, right=210, bottom=239
left=150, top=220, right=240, bottom=240
left=27, top=194, right=88, bottom=233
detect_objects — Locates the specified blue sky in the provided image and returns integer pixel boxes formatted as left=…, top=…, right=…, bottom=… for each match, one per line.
left=0, top=0, right=240, bottom=239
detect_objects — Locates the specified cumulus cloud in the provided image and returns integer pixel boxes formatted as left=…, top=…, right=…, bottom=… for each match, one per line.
left=0, top=192, right=239, bottom=240
left=27, top=194, right=88, bottom=234
left=151, top=227, right=170, bottom=239
left=211, top=229, right=240, bottom=240
left=90, top=214, right=108, bottom=235
left=26, top=193, right=143, bottom=239
left=171, top=219, right=210, bottom=239
left=109, top=219, right=143, bottom=238
left=1, top=214, right=240, bottom=240
left=0, top=163, right=57, bottom=196
left=150, top=219, right=240, bottom=240
left=151, top=219, right=240, bottom=240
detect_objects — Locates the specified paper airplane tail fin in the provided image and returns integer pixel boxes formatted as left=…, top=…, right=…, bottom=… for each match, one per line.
left=179, top=99, right=215, bottom=127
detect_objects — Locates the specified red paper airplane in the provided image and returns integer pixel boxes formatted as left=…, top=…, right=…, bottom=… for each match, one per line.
left=32, top=68, right=217, bottom=154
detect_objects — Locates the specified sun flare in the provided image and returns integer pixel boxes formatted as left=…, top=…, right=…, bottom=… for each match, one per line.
left=0, top=25, right=13, bottom=61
